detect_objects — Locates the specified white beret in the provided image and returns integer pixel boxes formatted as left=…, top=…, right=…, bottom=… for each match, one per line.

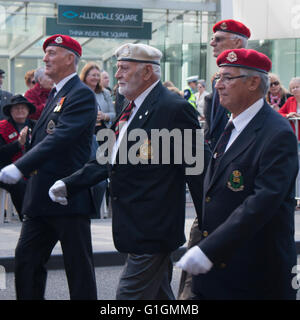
left=115, top=43, right=162, bottom=65
left=186, top=75, right=199, bottom=83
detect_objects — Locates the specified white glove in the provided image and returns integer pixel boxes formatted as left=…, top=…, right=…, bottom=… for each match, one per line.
left=0, top=164, right=23, bottom=184
left=48, top=180, right=68, bottom=205
left=176, top=246, right=213, bottom=275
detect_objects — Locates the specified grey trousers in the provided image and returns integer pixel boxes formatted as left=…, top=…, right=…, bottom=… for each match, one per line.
left=116, top=252, right=175, bottom=300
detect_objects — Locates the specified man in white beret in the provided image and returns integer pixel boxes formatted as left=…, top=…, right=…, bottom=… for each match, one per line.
left=48, top=42, right=204, bottom=300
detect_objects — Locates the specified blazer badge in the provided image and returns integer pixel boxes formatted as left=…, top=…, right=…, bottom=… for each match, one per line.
left=46, top=120, right=56, bottom=134
left=138, top=139, right=153, bottom=160
left=227, top=170, right=244, bottom=192
left=54, top=97, right=66, bottom=112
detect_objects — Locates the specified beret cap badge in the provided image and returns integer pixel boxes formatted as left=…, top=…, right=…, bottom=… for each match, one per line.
left=54, top=36, right=63, bottom=44
left=226, top=51, right=238, bottom=63
left=220, top=22, right=227, bottom=30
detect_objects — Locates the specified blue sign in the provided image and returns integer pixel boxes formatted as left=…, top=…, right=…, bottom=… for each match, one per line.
left=58, top=5, right=143, bottom=27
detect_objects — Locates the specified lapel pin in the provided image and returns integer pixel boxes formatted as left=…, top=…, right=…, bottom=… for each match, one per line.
left=145, top=110, right=149, bottom=115
left=139, top=115, right=143, bottom=119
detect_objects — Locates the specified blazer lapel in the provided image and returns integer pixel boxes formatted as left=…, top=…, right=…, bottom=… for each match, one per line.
left=32, top=76, right=79, bottom=138
left=207, top=103, right=270, bottom=191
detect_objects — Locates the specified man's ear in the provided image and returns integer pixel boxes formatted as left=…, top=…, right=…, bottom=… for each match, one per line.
left=248, top=76, right=261, bottom=92
left=143, top=65, right=153, bottom=81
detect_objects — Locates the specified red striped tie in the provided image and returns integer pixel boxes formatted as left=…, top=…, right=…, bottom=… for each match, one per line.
left=115, top=101, right=135, bottom=139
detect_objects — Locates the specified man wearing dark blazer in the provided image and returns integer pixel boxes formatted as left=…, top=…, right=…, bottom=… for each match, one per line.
left=0, top=69, right=13, bottom=120
left=177, top=49, right=299, bottom=300
left=49, top=43, right=203, bottom=300
left=204, top=19, right=251, bottom=151
left=178, top=19, right=252, bottom=300
left=0, top=35, right=98, bottom=300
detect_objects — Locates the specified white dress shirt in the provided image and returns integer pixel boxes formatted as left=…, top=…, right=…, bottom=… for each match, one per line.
left=225, top=98, right=264, bottom=152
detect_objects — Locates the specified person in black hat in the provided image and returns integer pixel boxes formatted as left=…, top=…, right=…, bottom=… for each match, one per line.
left=0, top=69, right=13, bottom=120
left=0, top=94, right=36, bottom=220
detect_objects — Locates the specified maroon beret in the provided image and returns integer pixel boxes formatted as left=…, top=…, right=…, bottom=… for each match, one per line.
left=217, top=49, right=272, bottom=74
left=213, top=19, right=251, bottom=39
left=43, top=34, right=82, bottom=57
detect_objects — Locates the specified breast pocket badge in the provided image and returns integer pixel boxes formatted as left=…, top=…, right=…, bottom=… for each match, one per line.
left=46, top=120, right=56, bottom=134
left=227, top=170, right=244, bottom=192
left=137, top=139, right=153, bottom=160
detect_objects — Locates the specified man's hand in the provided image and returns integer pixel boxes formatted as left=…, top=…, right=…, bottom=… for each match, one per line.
left=48, top=180, right=68, bottom=205
left=176, top=246, right=213, bottom=275
left=0, top=164, right=23, bottom=184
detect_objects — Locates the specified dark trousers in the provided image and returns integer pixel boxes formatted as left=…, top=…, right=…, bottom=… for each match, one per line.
left=116, top=253, right=175, bottom=300
left=0, top=180, right=26, bottom=221
left=15, top=215, right=97, bottom=300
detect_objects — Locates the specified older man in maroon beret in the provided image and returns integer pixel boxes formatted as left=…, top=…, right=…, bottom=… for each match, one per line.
left=0, top=34, right=98, bottom=300
left=177, top=49, right=298, bottom=300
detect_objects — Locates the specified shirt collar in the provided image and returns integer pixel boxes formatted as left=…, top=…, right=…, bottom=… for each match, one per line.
left=230, top=98, right=264, bottom=133
left=54, top=72, right=77, bottom=94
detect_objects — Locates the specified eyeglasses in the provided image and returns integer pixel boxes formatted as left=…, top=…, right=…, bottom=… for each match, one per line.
left=31, top=80, right=36, bottom=84
left=215, top=74, right=248, bottom=84
left=211, top=35, right=234, bottom=43
left=270, top=81, right=279, bottom=87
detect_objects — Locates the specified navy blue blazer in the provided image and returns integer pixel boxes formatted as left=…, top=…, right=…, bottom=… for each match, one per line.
left=193, top=102, right=298, bottom=299
left=15, top=75, right=97, bottom=217
left=63, top=82, right=204, bottom=254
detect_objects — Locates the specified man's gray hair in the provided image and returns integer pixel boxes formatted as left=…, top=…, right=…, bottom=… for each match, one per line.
left=138, top=62, right=161, bottom=79
left=231, top=34, right=248, bottom=48
left=240, top=68, right=269, bottom=96
left=34, top=67, right=45, bottom=83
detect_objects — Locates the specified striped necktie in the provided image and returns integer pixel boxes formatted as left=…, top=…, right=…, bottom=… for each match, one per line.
left=212, top=121, right=234, bottom=170
left=115, top=101, right=135, bottom=139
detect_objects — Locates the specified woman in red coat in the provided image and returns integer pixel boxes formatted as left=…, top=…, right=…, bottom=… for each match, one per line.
left=278, top=77, right=300, bottom=203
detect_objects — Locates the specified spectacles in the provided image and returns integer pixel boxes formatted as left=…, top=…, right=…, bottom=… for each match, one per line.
left=270, top=81, right=279, bottom=87
left=215, top=74, right=248, bottom=84
left=31, top=80, right=36, bottom=84
left=211, top=35, right=234, bottom=43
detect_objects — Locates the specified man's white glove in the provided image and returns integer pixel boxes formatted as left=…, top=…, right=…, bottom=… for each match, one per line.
left=0, top=164, right=23, bottom=184
left=48, top=180, right=68, bottom=206
left=176, top=246, right=213, bottom=275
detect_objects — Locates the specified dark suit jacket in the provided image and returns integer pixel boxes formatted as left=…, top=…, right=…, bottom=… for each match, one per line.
left=0, top=89, right=13, bottom=120
left=193, top=102, right=298, bottom=299
left=203, top=80, right=229, bottom=151
left=63, top=81, right=203, bottom=254
left=14, top=75, right=97, bottom=217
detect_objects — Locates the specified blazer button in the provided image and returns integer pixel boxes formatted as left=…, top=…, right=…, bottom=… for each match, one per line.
left=205, top=196, right=211, bottom=203
left=220, top=263, right=226, bottom=269
left=202, top=230, right=209, bottom=237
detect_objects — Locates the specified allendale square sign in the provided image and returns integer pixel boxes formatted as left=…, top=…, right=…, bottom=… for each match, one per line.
left=45, top=5, right=152, bottom=40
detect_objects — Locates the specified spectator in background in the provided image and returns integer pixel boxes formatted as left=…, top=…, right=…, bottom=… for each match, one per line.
left=163, top=80, right=175, bottom=88
left=101, top=70, right=112, bottom=94
left=278, top=77, right=300, bottom=205
left=195, top=79, right=209, bottom=120
left=266, top=73, right=291, bottom=111
left=80, top=62, right=115, bottom=134
left=0, top=95, right=36, bottom=220
left=24, top=67, right=54, bottom=120
left=24, top=69, right=36, bottom=90
left=0, top=68, right=13, bottom=120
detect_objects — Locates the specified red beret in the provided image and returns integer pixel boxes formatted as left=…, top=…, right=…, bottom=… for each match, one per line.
left=213, top=19, right=251, bottom=39
left=43, top=34, right=82, bottom=57
left=217, top=49, right=272, bottom=74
